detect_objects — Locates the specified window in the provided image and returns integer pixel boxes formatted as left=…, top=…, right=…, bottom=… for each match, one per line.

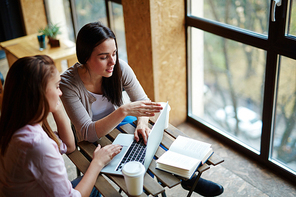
left=45, top=0, right=127, bottom=62
left=187, top=0, right=296, bottom=182
left=273, top=56, right=296, bottom=171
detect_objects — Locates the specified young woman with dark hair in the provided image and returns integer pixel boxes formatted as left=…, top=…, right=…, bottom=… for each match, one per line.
left=0, top=55, right=121, bottom=197
left=60, top=22, right=162, bottom=145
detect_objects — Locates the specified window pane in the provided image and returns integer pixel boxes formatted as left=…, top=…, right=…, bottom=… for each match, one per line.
left=287, top=0, right=296, bottom=36
left=190, top=0, right=270, bottom=35
left=63, top=0, right=75, bottom=41
left=189, top=27, right=266, bottom=151
left=110, top=2, right=127, bottom=63
left=74, top=0, right=108, bottom=29
left=272, top=56, right=296, bottom=172
left=45, top=0, right=75, bottom=41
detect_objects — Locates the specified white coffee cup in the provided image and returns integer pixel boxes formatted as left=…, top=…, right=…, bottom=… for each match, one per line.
left=158, top=102, right=171, bottom=129
left=122, top=161, right=146, bottom=196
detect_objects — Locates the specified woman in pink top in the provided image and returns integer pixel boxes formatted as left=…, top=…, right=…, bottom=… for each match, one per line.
left=0, top=55, right=121, bottom=197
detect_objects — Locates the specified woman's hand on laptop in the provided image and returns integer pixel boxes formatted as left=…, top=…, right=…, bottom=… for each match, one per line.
left=134, top=117, right=150, bottom=145
left=93, top=144, right=122, bottom=168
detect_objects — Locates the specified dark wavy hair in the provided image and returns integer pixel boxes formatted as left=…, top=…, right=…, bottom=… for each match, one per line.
left=0, top=55, right=60, bottom=155
left=76, top=22, right=123, bottom=106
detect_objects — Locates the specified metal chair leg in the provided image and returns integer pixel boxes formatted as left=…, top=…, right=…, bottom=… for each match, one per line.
left=156, top=177, right=167, bottom=197
left=186, top=173, right=202, bottom=197
left=76, top=167, right=81, bottom=177
left=161, top=190, right=167, bottom=197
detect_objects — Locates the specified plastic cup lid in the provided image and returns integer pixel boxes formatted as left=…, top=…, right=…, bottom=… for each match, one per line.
left=122, top=161, right=145, bottom=177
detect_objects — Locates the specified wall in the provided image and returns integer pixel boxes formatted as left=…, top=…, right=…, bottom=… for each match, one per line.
left=19, top=0, right=47, bottom=35
left=122, top=0, right=187, bottom=125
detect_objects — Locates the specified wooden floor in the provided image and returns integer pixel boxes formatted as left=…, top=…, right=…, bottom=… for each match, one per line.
left=176, top=122, right=296, bottom=197
left=1, top=54, right=295, bottom=196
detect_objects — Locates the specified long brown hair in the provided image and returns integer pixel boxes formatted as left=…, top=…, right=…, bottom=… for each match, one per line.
left=76, top=22, right=123, bottom=106
left=0, top=55, right=60, bottom=155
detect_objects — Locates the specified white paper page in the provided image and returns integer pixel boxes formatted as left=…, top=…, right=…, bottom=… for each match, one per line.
left=169, top=136, right=212, bottom=160
left=156, top=150, right=200, bottom=170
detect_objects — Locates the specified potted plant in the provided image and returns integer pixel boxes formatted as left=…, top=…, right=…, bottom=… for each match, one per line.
left=38, top=23, right=61, bottom=47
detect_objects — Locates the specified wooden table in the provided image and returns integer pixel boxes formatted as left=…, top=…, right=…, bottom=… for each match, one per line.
left=67, top=118, right=224, bottom=197
left=0, top=34, right=77, bottom=72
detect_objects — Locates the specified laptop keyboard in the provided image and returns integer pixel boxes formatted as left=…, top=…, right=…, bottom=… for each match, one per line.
left=116, top=138, right=146, bottom=171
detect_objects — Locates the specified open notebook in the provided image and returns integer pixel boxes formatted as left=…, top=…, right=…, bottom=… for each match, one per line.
left=101, top=102, right=169, bottom=175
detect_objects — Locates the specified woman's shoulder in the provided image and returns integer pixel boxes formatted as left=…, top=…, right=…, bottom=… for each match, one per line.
left=13, top=124, right=47, bottom=146
left=8, top=125, right=53, bottom=156
left=119, top=59, right=135, bottom=76
left=60, top=63, right=84, bottom=91
left=13, top=125, right=59, bottom=156
left=119, top=59, right=127, bottom=70
left=61, top=63, right=81, bottom=83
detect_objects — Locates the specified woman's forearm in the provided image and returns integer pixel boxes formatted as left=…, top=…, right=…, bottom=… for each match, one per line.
left=94, top=107, right=126, bottom=138
left=74, top=159, right=103, bottom=197
left=75, top=144, right=121, bottom=197
left=94, top=101, right=161, bottom=139
left=53, top=104, right=76, bottom=153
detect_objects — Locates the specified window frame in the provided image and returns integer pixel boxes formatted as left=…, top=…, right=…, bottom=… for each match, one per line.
left=68, top=0, right=122, bottom=40
left=185, top=0, right=296, bottom=183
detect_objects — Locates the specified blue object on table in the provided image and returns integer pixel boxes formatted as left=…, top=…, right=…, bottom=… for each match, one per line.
left=37, top=34, right=46, bottom=51
left=116, top=116, right=137, bottom=132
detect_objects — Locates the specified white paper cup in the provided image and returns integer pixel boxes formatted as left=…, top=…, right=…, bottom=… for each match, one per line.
left=158, top=102, right=171, bottom=129
left=122, top=161, right=145, bottom=196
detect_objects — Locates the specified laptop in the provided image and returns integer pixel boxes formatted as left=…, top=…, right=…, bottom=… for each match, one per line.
left=101, top=102, right=169, bottom=175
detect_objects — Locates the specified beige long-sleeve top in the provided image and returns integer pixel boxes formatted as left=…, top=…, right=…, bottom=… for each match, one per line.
left=60, top=59, right=149, bottom=142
